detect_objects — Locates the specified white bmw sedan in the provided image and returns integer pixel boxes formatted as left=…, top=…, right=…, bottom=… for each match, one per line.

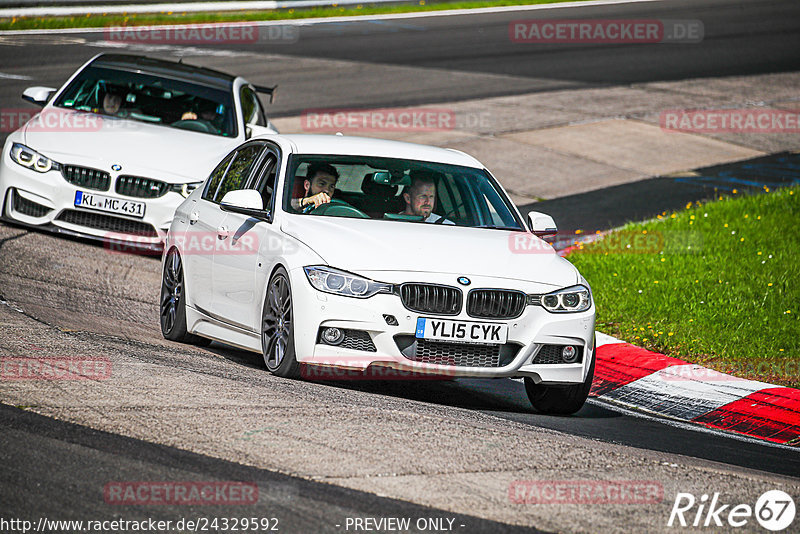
left=161, top=134, right=596, bottom=414
left=0, top=53, right=277, bottom=250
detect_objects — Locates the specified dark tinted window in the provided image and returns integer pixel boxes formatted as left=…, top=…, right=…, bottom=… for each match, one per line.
left=203, top=152, right=234, bottom=202
left=54, top=65, right=237, bottom=137
left=240, top=86, right=266, bottom=127
left=214, top=144, right=264, bottom=202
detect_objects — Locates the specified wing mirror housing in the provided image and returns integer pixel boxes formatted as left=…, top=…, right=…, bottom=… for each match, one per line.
left=527, top=211, right=557, bottom=237
left=220, top=189, right=267, bottom=218
left=22, top=86, right=57, bottom=107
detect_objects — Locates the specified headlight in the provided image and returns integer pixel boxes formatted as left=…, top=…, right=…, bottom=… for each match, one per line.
left=535, top=285, right=592, bottom=313
left=10, top=143, right=60, bottom=173
left=304, top=266, right=393, bottom=299
left=169, top=181, right=203, bottom=198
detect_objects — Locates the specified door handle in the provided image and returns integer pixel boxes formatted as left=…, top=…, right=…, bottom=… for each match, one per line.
left=189, top=211, right=199, bottom=224
left=217, top=225, right=229, bottom=239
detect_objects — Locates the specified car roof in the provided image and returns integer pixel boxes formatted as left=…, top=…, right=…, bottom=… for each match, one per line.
left=264, top=134, right=484, bottom=168
left=89, top=53, right=238, bottom=90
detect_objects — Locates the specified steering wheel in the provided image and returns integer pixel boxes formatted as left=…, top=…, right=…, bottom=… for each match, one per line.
left=434, top=201, right=465, bottom=224
left=171, top=119, right=216, bottom=133
left=306, top=199, right=369, bottom=219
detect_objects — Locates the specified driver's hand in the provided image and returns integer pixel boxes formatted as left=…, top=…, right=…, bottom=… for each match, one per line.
left=181, top=111, right=198, bottom=120
left=303, top=192, right=331, bottom=208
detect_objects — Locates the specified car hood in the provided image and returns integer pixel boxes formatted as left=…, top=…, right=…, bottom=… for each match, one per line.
left=281, top=215, right=578, bottom=287
left=22, top=108, right=238, bottom=183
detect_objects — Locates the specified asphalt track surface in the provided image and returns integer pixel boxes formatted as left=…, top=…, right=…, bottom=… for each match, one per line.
left=1, top=0, right=799, bottom=530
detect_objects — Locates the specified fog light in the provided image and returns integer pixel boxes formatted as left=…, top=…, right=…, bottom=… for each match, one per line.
left=321, top=327, right=344, bottom=345
left=383, top=314, right=398, bottom=326
left=562, top=345, right=578, bottom=363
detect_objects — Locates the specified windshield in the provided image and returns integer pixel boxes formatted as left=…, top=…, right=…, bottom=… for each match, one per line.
left=53, top=65, right=237, bottom=137
left=282, top=155, right=524, bottom=230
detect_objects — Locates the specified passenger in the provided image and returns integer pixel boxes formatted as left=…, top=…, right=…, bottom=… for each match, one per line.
left=292, top=163, right=340, bottom=212
left=101, top=90, right=123, bottom=116
left=400, top=170, right=454, bottom=224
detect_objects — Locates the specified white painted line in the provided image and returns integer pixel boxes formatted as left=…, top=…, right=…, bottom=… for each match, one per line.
left=595, top=331, right=624, bottom=347
left=0, top=0, right=669, bottom=35
left=0, top=72, right=32, bottom=80
left=604, top=364, right=772, bottom=420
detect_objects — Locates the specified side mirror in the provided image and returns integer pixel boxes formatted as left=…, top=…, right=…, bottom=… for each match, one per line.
left=220, top=189, right=266, bottom=218
left=527, top=211, right=557, bottom=237
left=22, top=86, right=57, bottom=107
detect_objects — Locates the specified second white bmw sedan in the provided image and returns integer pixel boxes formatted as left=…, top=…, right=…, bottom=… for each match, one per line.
left=0, top=53, right=277, bottom=250
left=161, top=134, right=596, bottom=414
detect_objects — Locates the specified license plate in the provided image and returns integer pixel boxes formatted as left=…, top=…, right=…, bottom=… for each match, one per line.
left=415, top=318, right=508, bottom=344
left=74, top=191, right=145, bottom=219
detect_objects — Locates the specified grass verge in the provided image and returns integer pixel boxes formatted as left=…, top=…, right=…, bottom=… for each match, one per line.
left=568, top=186, right=799, bottom=388
left=0, top=0, right=576, bottom=31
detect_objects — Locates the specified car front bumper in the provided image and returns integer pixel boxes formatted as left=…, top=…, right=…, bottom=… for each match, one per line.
left=288, top=267, right=595, bottom=384
left=0, top=146, right=187, bottom=249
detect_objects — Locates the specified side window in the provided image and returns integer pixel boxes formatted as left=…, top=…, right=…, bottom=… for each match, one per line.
left=253, top=153, right=279, bottom=213
left=240, top=86, right=266, bottom=126
left=213, top=144, right=264, bottom=203
left=203, top=152, right=234, bottom=202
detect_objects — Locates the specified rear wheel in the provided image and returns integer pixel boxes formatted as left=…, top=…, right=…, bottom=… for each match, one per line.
left=160, top=248, right=210, bottom=346
left=261, top=267, right=300, bottom=378
left=524, top=342, right=596, bottom=415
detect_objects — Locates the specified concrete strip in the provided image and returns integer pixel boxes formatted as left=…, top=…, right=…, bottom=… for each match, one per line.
left=269, top=69, right=797, bottom=202
left=501, top=119, right=764, bottom=177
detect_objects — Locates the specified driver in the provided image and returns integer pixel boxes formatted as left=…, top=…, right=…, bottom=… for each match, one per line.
left=400, top=170, right=454, bottom=224
left=292, top=163, right=339, bottom=212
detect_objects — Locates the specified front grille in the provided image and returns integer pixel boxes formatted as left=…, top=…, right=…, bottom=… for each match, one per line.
left=61, top=165, right=110, bottom=191
left=12, top=191, right=52, bottom=217
left=395, top=335, right=521, bottom=368
left=467, top=289, right=526, bottom=319
left=399, top=283, right=461, bottom=315
left=317, top=328, right=377, bottom=352
left=533, top=344, right=583, bottom=364
left=56, top=209, right=158, bottom=237
left=116, top=175, right=169, bottom=198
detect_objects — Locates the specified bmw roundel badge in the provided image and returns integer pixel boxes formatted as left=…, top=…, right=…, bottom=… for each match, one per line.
left=457, top=276, right=471, bottom=286
left=111, top=164, right=122, bottom=171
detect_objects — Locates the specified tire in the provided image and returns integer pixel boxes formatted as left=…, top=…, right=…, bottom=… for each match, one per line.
left=160, top=248, right=210, bottom=346
left=261, top=266, right=300, bottom=378
left=524, top=342, right=596, bottom=415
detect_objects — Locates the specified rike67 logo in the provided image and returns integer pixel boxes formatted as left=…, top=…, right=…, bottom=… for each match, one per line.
left=668, top=490, right=796, bottom=531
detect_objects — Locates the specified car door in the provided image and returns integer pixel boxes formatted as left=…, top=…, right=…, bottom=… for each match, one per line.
left=212, top=143, right=281, bottom=331
left=183, top=151, right=234, bottom=315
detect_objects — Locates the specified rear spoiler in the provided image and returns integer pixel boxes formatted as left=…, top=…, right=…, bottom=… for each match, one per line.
left=254, top=84, right=277, bottom=104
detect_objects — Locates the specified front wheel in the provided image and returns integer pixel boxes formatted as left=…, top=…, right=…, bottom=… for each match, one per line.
left=160, top=248, right=210, bottom=345
left=261, top=267, right=300, bottom=378
left=524, top=342, right=596, bottom=415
